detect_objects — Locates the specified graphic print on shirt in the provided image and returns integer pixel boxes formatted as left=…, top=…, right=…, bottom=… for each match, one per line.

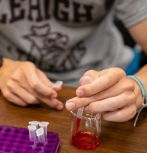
left=0, top=0, right=106, bottom=24
left=0, top=0, right=107, bottom=72
left=24, top=24, right=86, bottom=72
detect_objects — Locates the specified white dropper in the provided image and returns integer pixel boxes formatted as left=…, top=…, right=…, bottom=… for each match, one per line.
left=76, top=107, right=84, bottom=118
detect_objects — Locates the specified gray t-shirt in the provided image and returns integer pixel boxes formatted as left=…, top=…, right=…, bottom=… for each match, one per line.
left=0, top=0, right=147, bottom=86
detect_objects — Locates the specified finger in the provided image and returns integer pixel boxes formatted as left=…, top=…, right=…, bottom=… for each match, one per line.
left=79, top=73, right=97, bottom=86
left=85, top=91, right=135, bottom=113
left=37, top=70, right=63, bottom=91
left=66, top=91, right=135, bottom=112
left=51, top=99, right=64, bottom=110
left=37, top=69, right=52, bottom=85
left=65, top=97, right=85, bottom=111
left=37, top=69, right=62, bottom=93
left=22, top=63, right=57, bottom=98
left=90, top=77, right=135, bottom=101
left=7, top=80, right=38, bottom=104
left=66, top=71, right=96, bottom=111
left=79, top=70, right=101, bottom=85
left=51, top=81, right=63, bottom=91
left=12, top=71, right=62, bottom=108
left=2, top=89, right=27, bottom=107
left=37, top=94, right=63, bottom=110
left=76, top=68, right=126, bottom=97
left=102, top=105, right=137, bottom=122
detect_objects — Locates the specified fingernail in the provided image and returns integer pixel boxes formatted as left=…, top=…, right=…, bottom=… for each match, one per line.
left=80, top=76, right=92, bottom=85
left=57, top=104, right=64, bottom=110
left=65, top=101, right=75, bottom=111
left=76, top=89, right=84, bottom=97
left=81, top=75, right=92, bottom=83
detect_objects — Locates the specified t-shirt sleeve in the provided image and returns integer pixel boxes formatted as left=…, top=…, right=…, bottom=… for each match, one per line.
left=114, top=0, right=147, bottom=28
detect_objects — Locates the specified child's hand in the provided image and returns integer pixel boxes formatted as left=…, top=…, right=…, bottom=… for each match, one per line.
left=0, top=58, right=63, bottom=110
left=66, top=68, right=143, bottom=122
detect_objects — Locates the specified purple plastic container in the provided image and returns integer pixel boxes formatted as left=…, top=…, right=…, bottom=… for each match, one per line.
left=0, top=126, right=60, bottom=153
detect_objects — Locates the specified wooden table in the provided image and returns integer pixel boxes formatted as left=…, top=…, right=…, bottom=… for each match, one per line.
left=0, top=86, right=147, bottom=153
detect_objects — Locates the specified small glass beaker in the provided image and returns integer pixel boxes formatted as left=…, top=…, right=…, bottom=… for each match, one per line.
left=70, top=110, right=101, bottom=150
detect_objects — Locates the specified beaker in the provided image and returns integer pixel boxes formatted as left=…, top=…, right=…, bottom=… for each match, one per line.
left=70, top=110, right=101, bottom=150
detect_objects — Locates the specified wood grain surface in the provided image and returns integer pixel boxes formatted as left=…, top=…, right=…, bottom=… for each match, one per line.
left=0, top=86, right=147, bottom=153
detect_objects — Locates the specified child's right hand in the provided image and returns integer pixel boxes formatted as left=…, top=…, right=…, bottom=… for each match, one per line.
left=0, top=58, right=63, bottom=110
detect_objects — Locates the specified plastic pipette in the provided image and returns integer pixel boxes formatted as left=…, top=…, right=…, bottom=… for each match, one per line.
left=52, top=81, right=63, bottom=88
left=76, top=107, right=84, bottom=118
left=73, top=107, right=84, bottom=136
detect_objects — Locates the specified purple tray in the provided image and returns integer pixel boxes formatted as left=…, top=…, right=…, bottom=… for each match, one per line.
left=0, top=126, right=60, bottom=153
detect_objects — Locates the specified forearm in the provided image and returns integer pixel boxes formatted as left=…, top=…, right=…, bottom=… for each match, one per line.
left=129, top=20, right=147, bottom=53
left=128, top=20, right=147, bottom=92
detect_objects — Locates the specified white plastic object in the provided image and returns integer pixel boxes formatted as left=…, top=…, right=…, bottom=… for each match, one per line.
left=76, top=107, right=84, bottom=118
left=28, top=121, right=39, bottom=128
left=39, top=121, right=49, bottom=137
left=52, top=81, right=63, bottom=88
left=36, top=127, right=46, bottom=143
left=28, top=125, right=37, bottom=142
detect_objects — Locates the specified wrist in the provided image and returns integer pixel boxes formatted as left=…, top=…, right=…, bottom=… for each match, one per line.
left=0, top=58, right=14, bottom=89
left=0, top=58, right=11, bottom=72
left=128, top=75, right=147, bottom=104
left=128, top=75, right=147, bottom=126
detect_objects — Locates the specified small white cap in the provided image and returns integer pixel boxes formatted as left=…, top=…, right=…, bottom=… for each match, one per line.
left=39, top=121, right=49, bottom=127
left=29, top=121, right=39, bottom=126
left=28, top=125, right=37, bottom=131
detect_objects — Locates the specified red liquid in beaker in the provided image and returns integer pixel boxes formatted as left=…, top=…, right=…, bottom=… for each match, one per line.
left=72, top=131, right=100, bottom=150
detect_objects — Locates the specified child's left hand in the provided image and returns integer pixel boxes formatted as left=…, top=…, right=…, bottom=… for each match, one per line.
left=65, top=68, right=143, bottom=122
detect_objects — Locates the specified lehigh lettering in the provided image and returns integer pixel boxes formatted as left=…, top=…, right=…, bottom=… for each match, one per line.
left=44, top=0, right=50, bottom=19
left=0, top=0, right=93, bottom=23
left=73, top=2, right=93, bottom=22
left=10, top=0, right=25, bottom=23
left=54, top=0, right=69, bottom=21
left=0, top=14, right=7, bottom=23
left=28, top=0, right=43, bottom=22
